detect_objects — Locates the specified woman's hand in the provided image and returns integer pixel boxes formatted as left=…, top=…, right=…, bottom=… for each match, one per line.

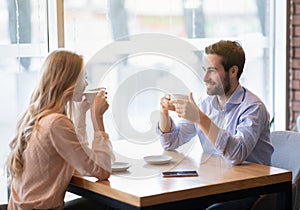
left=73, top=98, right=90, bottom=129
left=91, top=90, right=109, bottom=131
left=92, top=90, right=109, bottom=117
left=79, top=98, right=91, bottom=114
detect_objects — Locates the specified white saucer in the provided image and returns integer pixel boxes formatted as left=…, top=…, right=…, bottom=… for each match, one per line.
left=112, top=162, right=131, bottom=172
left=143, top=155, right=172, bottom=165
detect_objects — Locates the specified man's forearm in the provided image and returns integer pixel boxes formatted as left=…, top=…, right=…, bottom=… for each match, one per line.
left=159, top=111, right=171, bottom=133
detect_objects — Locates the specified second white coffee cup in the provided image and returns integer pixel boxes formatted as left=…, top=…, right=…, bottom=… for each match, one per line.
left=171, top=93, right=189, bottom=101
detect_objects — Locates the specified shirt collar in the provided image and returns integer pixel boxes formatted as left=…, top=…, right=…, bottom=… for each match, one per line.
left=212, top=84, right=245, bottom=110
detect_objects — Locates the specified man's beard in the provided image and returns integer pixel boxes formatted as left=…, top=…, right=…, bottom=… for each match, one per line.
left=206, top=72, right=231, bottom=96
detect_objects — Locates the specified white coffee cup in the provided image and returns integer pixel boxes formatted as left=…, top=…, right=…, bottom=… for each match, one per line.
left=171, top=93, right=189, bottom=101
left=83, top=87, right=106, bottom=103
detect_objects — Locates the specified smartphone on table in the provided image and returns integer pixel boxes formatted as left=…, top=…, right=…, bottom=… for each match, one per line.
left=162, top=170, right=198, bottom=177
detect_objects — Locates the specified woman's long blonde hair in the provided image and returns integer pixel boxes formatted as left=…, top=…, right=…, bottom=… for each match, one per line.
left=6, top=50, right=84, bottom=182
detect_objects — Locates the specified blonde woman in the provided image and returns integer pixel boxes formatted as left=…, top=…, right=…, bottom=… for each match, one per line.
left=6, top=50, right=115, bottom=210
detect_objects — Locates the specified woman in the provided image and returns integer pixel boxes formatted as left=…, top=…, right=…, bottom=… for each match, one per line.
left=6, top=50, right=115, bottom=209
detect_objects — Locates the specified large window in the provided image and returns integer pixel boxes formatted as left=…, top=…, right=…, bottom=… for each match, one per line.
left=63, top=0, right=277, bottom=142
left=0, top=0, right=287, bottom=203
left=0, top=0, right=48, bottom=202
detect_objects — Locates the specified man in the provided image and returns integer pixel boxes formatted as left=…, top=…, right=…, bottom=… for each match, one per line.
left=158, top=40, right=274, bottom=209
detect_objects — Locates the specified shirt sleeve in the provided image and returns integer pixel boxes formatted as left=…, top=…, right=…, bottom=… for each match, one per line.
left=49, top=116, right=115, bottom=180
left=73, top=104, right=88, bottom=146
left=158, top=117, right=197, bottom=150
left=214, top=103, right=268, bottom=165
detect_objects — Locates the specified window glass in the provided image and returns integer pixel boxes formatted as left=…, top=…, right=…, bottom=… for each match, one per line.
left=0, top=0, right=48, bottom=202
left=63, top=0, right=273, bottom=143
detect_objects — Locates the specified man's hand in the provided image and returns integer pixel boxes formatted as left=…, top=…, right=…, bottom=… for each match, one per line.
left=173, top=92, right=200, bottom=124
left=160, top=94, right=175, bottom=113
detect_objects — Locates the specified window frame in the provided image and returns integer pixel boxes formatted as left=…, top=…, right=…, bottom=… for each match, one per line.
left=273, top=0, right=288, bottom=130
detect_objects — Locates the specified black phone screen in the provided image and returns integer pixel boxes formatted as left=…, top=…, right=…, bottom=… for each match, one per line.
left=162, top=170, right=198, bottom=177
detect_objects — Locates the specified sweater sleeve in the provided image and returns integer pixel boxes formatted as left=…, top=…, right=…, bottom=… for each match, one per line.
left=49, top=115, right=115, bottom=180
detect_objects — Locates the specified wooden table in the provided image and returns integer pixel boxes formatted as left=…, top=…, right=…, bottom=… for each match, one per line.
left=68, top=139, right=292, bottom=210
